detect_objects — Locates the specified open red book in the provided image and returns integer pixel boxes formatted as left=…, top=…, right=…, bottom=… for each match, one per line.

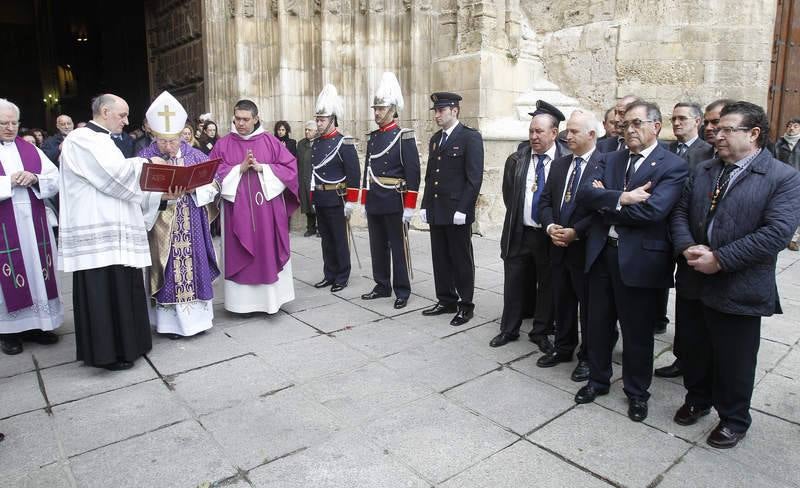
left=139, top=158, right=221, bottom=192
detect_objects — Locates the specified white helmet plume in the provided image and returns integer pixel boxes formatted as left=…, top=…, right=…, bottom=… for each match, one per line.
left=371, top=72, right=404, bottom=112
left=315, top=84, right=344, bottom=118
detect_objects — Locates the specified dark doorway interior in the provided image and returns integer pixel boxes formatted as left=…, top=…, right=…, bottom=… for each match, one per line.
left=0, top=0, right=150, bottom=134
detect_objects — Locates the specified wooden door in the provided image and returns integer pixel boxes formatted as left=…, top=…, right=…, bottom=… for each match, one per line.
left=769, top=0, right=800, bottom=139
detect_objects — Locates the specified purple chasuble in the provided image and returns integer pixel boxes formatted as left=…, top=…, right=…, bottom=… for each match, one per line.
left=0, top=137, right=58, bottom=312
left=212, top=130, right=299, bottom=285
left=138, top=141, right=220, bottom=303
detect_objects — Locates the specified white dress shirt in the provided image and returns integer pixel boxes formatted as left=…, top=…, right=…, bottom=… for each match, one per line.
left=523, top=144, right=557, bottom=227
left=609, top=141, right=658, bottom=238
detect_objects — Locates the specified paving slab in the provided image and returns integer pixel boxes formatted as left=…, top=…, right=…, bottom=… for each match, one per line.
left=349, top=293, right=435, bottom=317
left=333, top=317, right=437, bottom=359
left=171, top=354, right=292, bottom=416
left=445, top=368, right=575, bottom=435
left=361, top=394, right=518, bottom=484
left=224, top=312, right=320, bottom=348
left=40, top=359, right=157, bottom=405
left=760, top=315, right=800, bottom=346
left=0, top=461, right=74, bottom=488
left=471, top=288, right=504, bottom=321
left=279, top=288, right=341, bottom=314
left=291, top=300, right=383, bottom=333
left=774, top=347, right=800, bottom=378
left=657, top=445, right=795, bottom=488
left=443, top=322, right=541, bottom=365
left=439, top=440, right=612, bottom=488
left=300, top=362, right=432, bottom=426
left=0, top=348, right=35, bottom=379
left=751, top=372, right=800, bottom=424
left=26, top=333, right=77, bottom=371
left=253, top=335, right=371, bottom=384
left=145, top=327, right=251, bottom=375
left=757, top=338, right=791, bottom=374
left=0, top=410, right=61, bottom=481
left=247, top=430, right=429, bottom=488
left=380, top=338, right=499, bottom=392
left=529, top=405, right=691, bottom=487
left=70, top=420, right=236, bottom=488
left=200, top=387, right=341, bottom=470
left=0, top=371, right=45, bottom=418
left=53, top=379, right=189, bottom=457
left=388, top=307, right=488, bottom=339
left=474, top=267, right=505, bottom=291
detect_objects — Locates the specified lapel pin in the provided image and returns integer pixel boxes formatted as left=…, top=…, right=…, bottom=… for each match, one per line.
left=651, top=162, right=656, bottom=166
left=453, top=146, right=459, bottom=149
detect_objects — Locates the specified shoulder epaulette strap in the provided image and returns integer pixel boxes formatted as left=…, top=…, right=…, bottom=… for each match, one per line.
left=342, top=136, right=355, bottom=145
left=400, top=128, right=415, bottom=140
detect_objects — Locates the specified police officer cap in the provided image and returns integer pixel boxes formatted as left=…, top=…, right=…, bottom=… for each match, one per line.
left=430, top=92, right=462, bottom=110
left=528, top=100, right=565, bottom=122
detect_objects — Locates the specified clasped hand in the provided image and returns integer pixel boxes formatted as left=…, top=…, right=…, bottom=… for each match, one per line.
left=239, top=151, right=263, bottom=173
left=10, top=171, right=38, bottom=188
left=547, top=224, right=577, bottom=247
left=684, top=244, right=721, bottom=274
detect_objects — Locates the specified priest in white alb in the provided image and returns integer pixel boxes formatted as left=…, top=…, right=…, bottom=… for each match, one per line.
left=59, top=94, right=166, bottom=371
left=0, top=99, right=63, bottom=356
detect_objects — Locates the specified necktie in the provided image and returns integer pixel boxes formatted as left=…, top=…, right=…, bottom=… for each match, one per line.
left=676, top=143, right=688, bottom=157
left=617, top=138, right=627, bottom=151
left=561, top=157, right=583, bottom=213
left=440, top=131, right=448, bottom=149
left=624, top=153, right=643, bottom=189
left=530, top=154, right=547, bottom=223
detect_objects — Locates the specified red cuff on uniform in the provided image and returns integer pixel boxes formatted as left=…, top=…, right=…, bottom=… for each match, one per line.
left=346, top=187, right=359, bottom=203
left=360, top=188, right=368, bottom=205
left=309, top=191, right=314, bottom=204
left=403, top=191, right=418, bottom=209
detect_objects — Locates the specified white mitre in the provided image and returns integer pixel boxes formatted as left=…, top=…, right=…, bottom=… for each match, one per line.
left=146, top=91, right=187, bottom=138
left=315, top=84, right=344, bottom=118
left=371, top=72, right=404, bottom=112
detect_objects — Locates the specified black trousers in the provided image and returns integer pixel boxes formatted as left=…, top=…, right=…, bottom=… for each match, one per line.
left=587, top=244, right=658, bottom=401
left=316, top=205, right=351, bottom=285
left=73, top=265, right=152, bottom=367
left=429, top=223, right=474, bottom=308
left=500, top=227, right=553, bottom=337
left=551, top=259, right=588, bottom=360
left=305, top=213, right=317, bottom=233
left=367, top=212, right=410, bottom=299
left=656, top=288, right=670, bottom=329
left=679, top=296, right=761, bottom=433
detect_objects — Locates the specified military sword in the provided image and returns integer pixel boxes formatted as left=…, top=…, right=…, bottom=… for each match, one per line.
left=346, top=217, right=362, bottom=269
left=402, top=221, right=414, bottom=280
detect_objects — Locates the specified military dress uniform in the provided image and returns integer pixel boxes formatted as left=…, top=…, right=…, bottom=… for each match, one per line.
left=421, top=93, right=484, bottom=324
left=310, top=130, right=360, bottom=288
left=361, top=121, right=421, bottom=304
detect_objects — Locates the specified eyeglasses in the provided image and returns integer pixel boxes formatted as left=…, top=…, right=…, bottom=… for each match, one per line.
left=712, top=126, right=752, bottom=136
left=0, top=121, right=20, bottom=128
left=619, top=119, right=654, bottom=130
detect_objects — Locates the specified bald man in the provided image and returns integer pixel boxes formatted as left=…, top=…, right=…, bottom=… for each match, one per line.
left=41, top=114, right=74, bottom=164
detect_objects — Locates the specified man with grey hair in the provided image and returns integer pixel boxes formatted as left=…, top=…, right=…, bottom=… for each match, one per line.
left=669, top=102, right=714, bottom=170
left=59, top=93, right=168, bottom=370
left=297, top=119, right=318, bottom=236
left=0, top=98, right=63, bottom=355
left=536, top=109, right=603, bottom=381
left=41, top=114, right=74, bottom=164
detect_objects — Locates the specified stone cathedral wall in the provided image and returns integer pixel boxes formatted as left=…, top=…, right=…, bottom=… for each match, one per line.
left=206, top=0, right=775, bottom=236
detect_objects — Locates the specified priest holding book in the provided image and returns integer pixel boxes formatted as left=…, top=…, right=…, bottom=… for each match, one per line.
left=211, top=100, right=299, bottom=314
left=138, top=91, right=220, bottom=339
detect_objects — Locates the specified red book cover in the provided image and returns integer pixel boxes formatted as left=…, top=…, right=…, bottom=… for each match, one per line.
left=139, top=158, right=221, bottom=192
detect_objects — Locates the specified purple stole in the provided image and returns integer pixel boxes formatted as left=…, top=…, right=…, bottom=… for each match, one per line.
left=0, top=137, right=58, bottom=312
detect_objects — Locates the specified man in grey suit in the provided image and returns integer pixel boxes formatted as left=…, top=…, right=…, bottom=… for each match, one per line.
left=654, top=102, right=716, bottom=379
left=670, top=101, right=800, bottom=448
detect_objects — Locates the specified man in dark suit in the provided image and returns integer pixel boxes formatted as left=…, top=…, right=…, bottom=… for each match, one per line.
left=671, top=101, right=800, bottom=448
left=597, top=107, right=617, bottom=144
left=420, top=92, right=484, bottom=326
left=574, top=101, right=688, bottom=422
left=596, top=95, right=642, bottom=153
left=536, top=109, right=603, bottom=381
left=491, top=101, right=569, bottom=350
left=653, top=102, right=716, bottom=379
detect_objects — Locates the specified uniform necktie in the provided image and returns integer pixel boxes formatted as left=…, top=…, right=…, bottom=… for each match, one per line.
left=530, top=154, right=547, bottom=222
left=440, top=131, right=448, bottom=149
left=561, top=157, right=583, bottom=213
left=617, top=137, right=627, bottom=151
left=624, top=153, right=643, bottom=189
left=676, top=143, right=688, bottom=157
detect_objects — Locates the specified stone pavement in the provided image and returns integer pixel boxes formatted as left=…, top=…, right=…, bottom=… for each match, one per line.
left=1, top=229, right=799, bottom=488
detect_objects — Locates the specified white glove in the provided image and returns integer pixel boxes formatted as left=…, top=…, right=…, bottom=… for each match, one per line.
left=402, top=208, right=414, bottom=223
left=344, top=202, right=356, bottom=218
left=453, top=211, right=467, bottom=225
left=419, top=209, right=427, bottom=223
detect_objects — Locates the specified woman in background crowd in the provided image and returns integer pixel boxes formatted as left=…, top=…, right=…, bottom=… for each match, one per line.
left=274, top=120, right=297, bottom=157
left=198, top=120, right=218, bottom=155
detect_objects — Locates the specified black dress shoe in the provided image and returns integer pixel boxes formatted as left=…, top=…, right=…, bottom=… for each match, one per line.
left=529, top=335, right=555, bottom=355
left=0, top=337, right=23, bottom=355
left=331, top=283, right=348, bottom=292
left=673, top=403, right=711, bottom=426
left=422, top=302, right=458, bottom=316
left=166, top=333, right=182, bottom=340
left=654, top=360, right=683, bottom=378
left=102, top=360, right=134, bottom=371
left=21, top=329, right=59, bottom=345
left=304, top=230, right=316, bottom=237
left=654, top=323, right=667, bottom=335
left=707, top=424, right=746, bottom=449
left=362, top=290, right=391, bottom=300
left=393, top=298, right=408, bottom=309
left=0, top=432, right=4, bottom=442
left=450, top=308, right=474, bottom=326
left=536, top=352, right=572, bottom=368
left=314, top=279, right=334, bottom=288
left=489, top=332, right=519, bottom=348
left=570, top=360, right=590, bottom=382
left=628, top=399, right=648, bottom=422
left=574, top=384, right=609, bottom=404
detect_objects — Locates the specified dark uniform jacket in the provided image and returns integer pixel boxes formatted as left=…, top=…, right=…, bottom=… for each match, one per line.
left=499, top=142, right=570, bottom=259
left=296, top=137, right=314, bottom=214
left=309, top=131, right=360, bottom=207
left=41, top=133, right=66, bottom=165
left=421, top=122, right=484, bottom=225
left=671, top=149, right=800, bottom=316
left=362, top=124, right=421, bottom=215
